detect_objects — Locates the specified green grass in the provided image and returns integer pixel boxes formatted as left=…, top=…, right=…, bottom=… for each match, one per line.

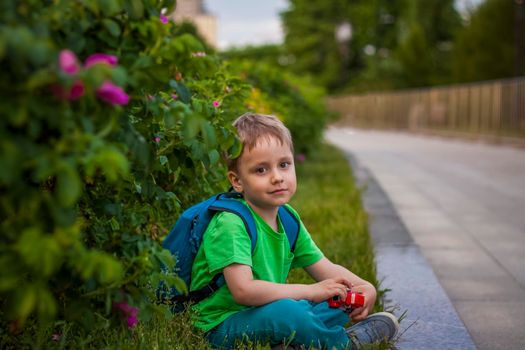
left=289, top=143, right=379, bottom=291
left=40, top=143, right=393, bottom=349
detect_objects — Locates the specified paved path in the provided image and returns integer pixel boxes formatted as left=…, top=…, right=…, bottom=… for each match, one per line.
left=326, top=128, right=525, bottom=350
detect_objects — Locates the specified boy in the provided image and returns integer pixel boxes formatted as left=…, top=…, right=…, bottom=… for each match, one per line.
left=190, top=113, right=398, bottom=349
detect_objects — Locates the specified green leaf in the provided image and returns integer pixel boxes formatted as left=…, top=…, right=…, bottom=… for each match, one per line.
left=0, top=140, right=21, bottom=185
left=156, top=249, right=176, bottom=270
left=159, top=155, right=168, bottom=166
left=201, top=121, right=217, bottom=148
left=28, top=40, right=52, bottom=65
left=182, top=115, right=203, bottom=140
left=96, top=254, right=123, bottom=284
left=97, top=0, right=122, bottom=16
left=131, top=55, right=153, bottom=69
left=169, top=80, right=191, bottom=103
left=228, top=138, right=243, bottom=159
left=9, top=103, right=27, bottom=126
left=85, top=147, right=129, bottom=182
left=111, top=66, right=127, bottom=86
left=27, top=68, right=56, bottom=90
left=208, top=149, right=220, bottom=165
left=125, top=0, right=145, bottom=19
left=174, top=276, right=188, bottom=295
left=102, top=19, right=121, bottom=37
left=109, top=217, right=120, bottom=231
left=16, top=227, right=62, bottom=277
left=56, top=162, right=82, bottom=207
left=37, top=287, right=57, bottom=319
left=14, top=285, right=37, bottom=322
left=190, top=141, right=205, bottom=161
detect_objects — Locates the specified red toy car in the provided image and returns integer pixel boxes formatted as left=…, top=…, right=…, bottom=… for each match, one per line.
left=328, top=289, right=365, bottom=311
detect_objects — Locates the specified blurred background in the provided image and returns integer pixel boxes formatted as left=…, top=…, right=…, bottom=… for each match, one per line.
left=173, top=0, right=521, bottom=92
left=171, top=0, right=525, bottom=141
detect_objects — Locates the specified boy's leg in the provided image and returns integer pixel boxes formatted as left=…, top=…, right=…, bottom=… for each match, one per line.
left=206, top=298, right=350, bottom=350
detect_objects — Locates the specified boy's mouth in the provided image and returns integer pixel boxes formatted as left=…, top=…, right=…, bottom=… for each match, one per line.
left=270, top=189, right=287, bottom=194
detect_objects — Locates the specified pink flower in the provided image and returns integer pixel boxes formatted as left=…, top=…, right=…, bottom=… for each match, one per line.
left=191, top=52, right=206, bottom=57
left=154, top=136, right=161, bottom=143
left=160, top=14, right=169, bottom=24
left=51, top=80, right=85, bottom=101
left=84, top=53, right=118, bottom=68
left=127, top=314, right=138, bottom=328
left=295, top=153, right=306, bottom=163
left=96, top=81, right=130, bottom=105
left=212, top=100, right=220, bottom=108
left=59, top=49, right=80, bottom=75
left=171, top=93, right=178, bottom=100
left=113, top=301, right=139, bottom=329
left=68, top=80, right=85, bottom=100
left=52, top=333, right=61, bottom=342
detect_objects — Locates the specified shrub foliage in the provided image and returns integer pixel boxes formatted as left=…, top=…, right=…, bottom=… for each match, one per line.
left=0, top=0, right=329, bottom=345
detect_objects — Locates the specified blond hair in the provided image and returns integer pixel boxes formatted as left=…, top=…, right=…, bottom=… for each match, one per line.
left=228, top=113, right=293, bottom=170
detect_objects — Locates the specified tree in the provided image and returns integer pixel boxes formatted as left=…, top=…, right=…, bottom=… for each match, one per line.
left=395, top=24, right=434, bottom=87
left=394, top=0, right=462, bottom=87
left=452, top=0, right=525, bottom=82
left=281, top=0, right=351, bottom=91
left=281, top=0, right=461, bottom=92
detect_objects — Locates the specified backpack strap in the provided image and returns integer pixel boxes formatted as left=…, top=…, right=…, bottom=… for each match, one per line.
left=212, top=194, right=300, bottom=252
left=210, top=192, right=258, bottom=252
left=278, top=205, right=300, bottom=252
left=167, top=273, right=223, bottom=305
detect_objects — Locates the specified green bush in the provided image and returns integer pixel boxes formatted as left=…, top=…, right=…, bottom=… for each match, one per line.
left=226, top=59, right=330, bottom=155
left=0, top=1, right=332, bottom=346
left=0, top=0, right=250, bottom=345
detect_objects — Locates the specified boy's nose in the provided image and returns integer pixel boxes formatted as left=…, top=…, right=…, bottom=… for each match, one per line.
left=271, top=171, right=284, bottom=184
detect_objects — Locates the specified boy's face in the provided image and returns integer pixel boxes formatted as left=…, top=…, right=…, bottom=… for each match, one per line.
left=228, top=136, right=296, bottom=217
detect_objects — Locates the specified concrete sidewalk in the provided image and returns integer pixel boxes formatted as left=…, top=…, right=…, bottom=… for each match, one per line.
left=326, top=127, right=525, bottom=350
left=346, top=154, right=476, bottom=350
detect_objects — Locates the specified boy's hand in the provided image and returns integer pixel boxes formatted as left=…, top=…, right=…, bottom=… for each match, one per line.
left=309, top=277, right=353, bottom=303
left=348, top=283, right=376, bottom=321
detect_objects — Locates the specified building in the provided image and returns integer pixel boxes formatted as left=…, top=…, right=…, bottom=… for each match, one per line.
left=171, top=0, right=217, bottom=48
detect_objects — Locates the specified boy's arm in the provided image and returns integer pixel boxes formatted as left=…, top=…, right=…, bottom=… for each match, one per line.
left=304, top=257, right=377, bottom=321
left=223, top=263, right=351, bottom=306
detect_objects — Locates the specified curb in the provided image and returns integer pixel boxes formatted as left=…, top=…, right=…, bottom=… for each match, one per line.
left=345, top=153, right=477, bottom=350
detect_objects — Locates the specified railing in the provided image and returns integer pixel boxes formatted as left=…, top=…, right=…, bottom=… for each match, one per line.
left=326, top=77, right=525, bottom=140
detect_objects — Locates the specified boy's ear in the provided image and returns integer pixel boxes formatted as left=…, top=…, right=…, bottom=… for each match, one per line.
left=227, top=170, right=243, bottom=193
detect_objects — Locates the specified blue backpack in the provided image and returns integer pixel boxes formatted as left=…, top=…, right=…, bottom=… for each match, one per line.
left=160, top=192, right=300, bottom=305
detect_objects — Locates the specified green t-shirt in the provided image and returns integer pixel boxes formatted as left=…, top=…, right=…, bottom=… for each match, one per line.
left=190, top=201, right=324, bottom=332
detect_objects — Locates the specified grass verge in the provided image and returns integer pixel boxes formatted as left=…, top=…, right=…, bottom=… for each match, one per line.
left=44, top=143, right=391, bottom=349
left=289, top=143, right=379, bottom=292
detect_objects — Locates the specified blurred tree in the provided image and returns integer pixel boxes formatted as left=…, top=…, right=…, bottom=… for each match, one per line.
left=452, top=0, right=525, bottom=82
left=281, top=0, right=350, bottom=91
left=396, top=23, right=434, bottom=87
left=282, top=0, right=405, bottom=92
left=394, top=0, right=462, bottom=87
left=341, top=0, right=403, bottom=92
left=281, top=0, right=461, bottom=92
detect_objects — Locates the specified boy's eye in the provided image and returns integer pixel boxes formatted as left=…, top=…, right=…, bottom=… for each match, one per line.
left=255, top=167, right=267, bottom=174
left=280, top=161, right=291, bottom=168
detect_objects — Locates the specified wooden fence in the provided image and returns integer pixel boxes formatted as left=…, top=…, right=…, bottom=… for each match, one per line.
left=326, top=77, right=525, bottom=140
